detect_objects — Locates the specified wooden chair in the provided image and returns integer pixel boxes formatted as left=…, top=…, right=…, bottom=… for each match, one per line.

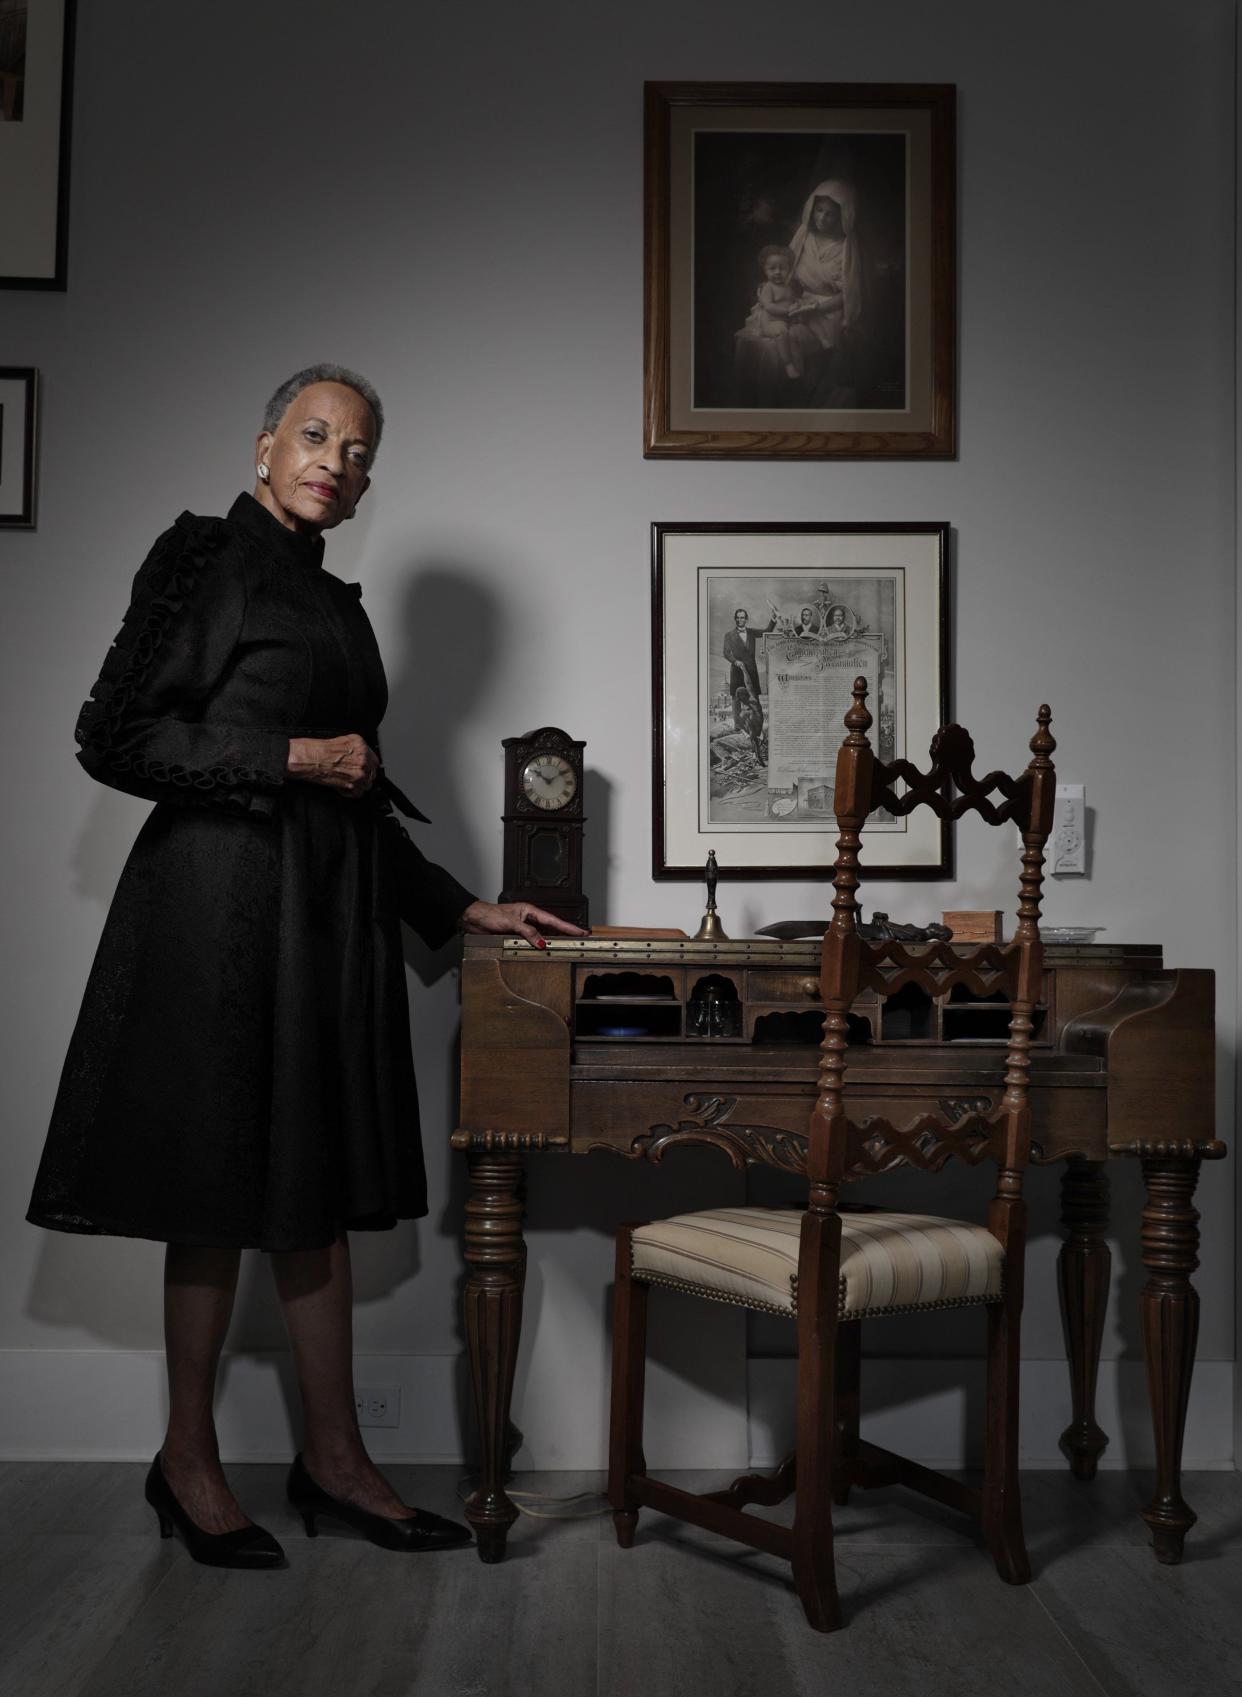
left=608, top=678, right=1057, bottom=1631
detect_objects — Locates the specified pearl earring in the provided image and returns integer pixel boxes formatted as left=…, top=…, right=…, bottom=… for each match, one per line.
left=257, top=463, right=269, bottom=482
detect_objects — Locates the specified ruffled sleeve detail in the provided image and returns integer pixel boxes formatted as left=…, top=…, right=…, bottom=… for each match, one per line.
left=74, top=512, right=290, bottom=814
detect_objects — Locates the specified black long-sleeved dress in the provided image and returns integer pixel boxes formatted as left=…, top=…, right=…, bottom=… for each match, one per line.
left=26, top=492, right=476, bottom=1251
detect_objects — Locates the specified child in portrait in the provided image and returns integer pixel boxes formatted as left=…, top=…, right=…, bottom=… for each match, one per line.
left=737, top=245, right=804, bottom=379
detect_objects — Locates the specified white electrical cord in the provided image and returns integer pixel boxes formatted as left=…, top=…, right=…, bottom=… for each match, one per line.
left=456, top=1476, right=610, bottom=1520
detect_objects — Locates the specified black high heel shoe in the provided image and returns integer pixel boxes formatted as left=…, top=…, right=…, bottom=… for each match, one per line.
left=145, top=1455, right=286, bottom=1569
left=287, top=1453, right=472, bottom=1552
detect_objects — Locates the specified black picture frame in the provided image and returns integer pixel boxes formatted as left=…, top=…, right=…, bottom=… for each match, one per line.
left=652, top=521, right=952, bottom=879
left=0, top=0, right=76, bottom=290
left=0, top=366, right=38, bottom=527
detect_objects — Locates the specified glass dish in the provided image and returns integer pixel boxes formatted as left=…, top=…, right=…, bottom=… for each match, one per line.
left=1041, top=927, right=1105, bottom=945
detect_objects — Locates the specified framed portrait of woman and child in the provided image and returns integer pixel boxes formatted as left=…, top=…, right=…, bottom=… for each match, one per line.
left=643, top=81, right=956, bottom=459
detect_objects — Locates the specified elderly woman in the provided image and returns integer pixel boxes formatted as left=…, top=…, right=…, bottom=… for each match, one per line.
left=26, top=365, right=581, bottom=1569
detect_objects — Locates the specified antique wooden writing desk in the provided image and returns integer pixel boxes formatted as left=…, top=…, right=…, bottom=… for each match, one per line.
left=452, top=934, right=1222, bottom=1564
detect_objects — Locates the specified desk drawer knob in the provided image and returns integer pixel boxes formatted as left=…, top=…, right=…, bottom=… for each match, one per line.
left=800, top=978, right=821, bottom=1000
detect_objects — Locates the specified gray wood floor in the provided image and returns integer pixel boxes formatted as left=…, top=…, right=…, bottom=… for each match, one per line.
left=1, top=1462, right=1239, bottom=1697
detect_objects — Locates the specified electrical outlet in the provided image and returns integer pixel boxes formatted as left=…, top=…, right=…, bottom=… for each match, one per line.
left=355, top=1386, right=401, bottom=1428
left=1051, top=783, right=1087, bottom=877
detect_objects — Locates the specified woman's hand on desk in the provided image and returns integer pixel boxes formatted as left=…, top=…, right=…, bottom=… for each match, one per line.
left=458, top=900, right=588, bottom=950
left=287, top=734, right=378, bottom=798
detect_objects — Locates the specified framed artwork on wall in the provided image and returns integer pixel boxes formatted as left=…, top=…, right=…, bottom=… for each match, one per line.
left=643, top=81, right=955, bottom=459
left=0, top=0, right=76, bottom=289
left=652, top=522, right=951, bottom=879
left=0, top=366, right=38, bottom=526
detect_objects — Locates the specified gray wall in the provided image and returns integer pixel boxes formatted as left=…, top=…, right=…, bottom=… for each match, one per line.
left=2, top=0, right=1237, bottom=1468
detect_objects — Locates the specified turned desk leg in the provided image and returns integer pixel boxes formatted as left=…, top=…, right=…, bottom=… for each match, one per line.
left=1057, top=1158, right=1111, bottom=1480
left=1139, top=1155, right=1201, bottom=1564
left=463, top=1149, right=526, bottom=1563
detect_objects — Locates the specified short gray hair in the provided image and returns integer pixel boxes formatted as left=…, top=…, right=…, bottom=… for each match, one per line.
left=262, top=363, right=385, bottom=455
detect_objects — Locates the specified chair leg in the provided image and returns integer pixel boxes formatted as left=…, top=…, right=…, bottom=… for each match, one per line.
left=983, top=1298, right=1031, bottom=1584
left=791, top=1216, right=843, bottom=1632
left=832, top=1319, right=861, bottom=1506
left=608, top=1226, right=649, bottom=1549
left=792, top=1373, right=843, bottom=1629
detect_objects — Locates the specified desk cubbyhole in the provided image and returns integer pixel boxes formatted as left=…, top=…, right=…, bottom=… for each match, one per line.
left=752, top=1009, right=871, bottom=1045
left=879, top=983, right=935, bottom=1041
left=575, top=971, right=682, bottom=1040
left=574, top=1002, right=682, bottom=1039
left=942, top=1003, right=1048, bottom=1043
left=948, top=982, right=1009, bottom=1005
left=579, top=971, right=677, bottom=1001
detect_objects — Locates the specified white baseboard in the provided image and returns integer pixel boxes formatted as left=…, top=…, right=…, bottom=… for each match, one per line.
left=0, top=1350, right=466, bottom=1464
left=1, top=1349, right=1234, bottom=1469
left=747, top=1358, right=1237, bottom=1470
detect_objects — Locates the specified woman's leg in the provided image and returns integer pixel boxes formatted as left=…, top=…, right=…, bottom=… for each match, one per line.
left=161, top=1243, right=252, bottom=1533
left=271, top=1231, right=411, bottom=1517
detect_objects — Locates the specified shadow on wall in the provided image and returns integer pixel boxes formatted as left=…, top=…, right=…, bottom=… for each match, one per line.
left=443, top=1141, right=751, bottom=1472
left=582, top=768, right=613, bottom=926
left=381, top=560, right=616, bottom=947
left=70, top=789, right=150, bottom=910
left=24, top=1231, right=167, bottom=1348
left=384, top=557, right=500, bottom=988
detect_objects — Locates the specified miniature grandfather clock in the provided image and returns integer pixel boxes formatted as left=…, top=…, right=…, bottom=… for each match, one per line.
left=499, top=727, right=588, bottom=929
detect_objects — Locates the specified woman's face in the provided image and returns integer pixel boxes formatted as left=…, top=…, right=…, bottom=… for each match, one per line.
left=255, top=381, right=376, bottom=534
left=811, top=195, right=843, bottom=237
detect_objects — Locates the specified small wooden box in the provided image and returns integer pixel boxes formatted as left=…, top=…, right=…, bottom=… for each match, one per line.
left=942, top=909, right=1004, bottom=943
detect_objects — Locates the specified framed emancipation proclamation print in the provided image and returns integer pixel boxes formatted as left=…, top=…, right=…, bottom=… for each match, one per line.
left=643, top=81, right=955, bottom=459
left=652, top=522, right=950, bottom=879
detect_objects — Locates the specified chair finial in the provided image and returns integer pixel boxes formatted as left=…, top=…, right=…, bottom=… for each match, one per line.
left=1030, top=704, right=1055, bottom=761
left=845, top=677, right=872, bottom=738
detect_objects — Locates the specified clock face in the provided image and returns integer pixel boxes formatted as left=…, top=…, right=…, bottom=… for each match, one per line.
left=520, top=753, right=578, bottom=811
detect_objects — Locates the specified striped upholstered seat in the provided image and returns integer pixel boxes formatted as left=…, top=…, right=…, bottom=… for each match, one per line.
left=630, top=1206, right=1004, bottom=1321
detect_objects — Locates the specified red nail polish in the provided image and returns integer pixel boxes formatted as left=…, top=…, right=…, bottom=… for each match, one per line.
left=536, top=937, right=547, bottom=949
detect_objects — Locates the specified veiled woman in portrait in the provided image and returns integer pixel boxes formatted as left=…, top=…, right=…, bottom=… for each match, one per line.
left=788, top=179, right=863, bottom=382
